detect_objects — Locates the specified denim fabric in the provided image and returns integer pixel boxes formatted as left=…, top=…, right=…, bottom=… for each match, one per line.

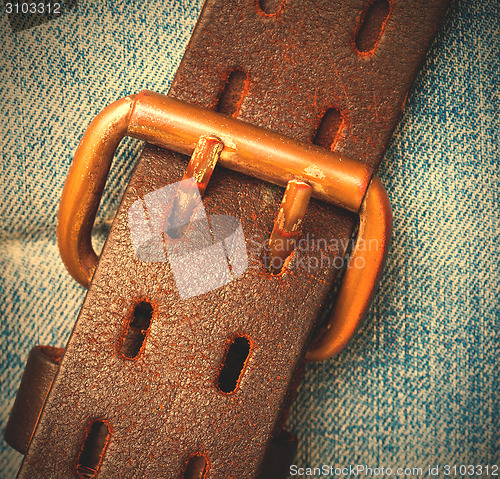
left=0, top=0, right=498, bottom=477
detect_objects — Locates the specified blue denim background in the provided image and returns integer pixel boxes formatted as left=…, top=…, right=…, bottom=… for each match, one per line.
left=0, top=0, right=498, bottom=477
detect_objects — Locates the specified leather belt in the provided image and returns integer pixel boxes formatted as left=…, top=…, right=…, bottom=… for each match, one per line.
left=5, top=1, right=449, bottom=478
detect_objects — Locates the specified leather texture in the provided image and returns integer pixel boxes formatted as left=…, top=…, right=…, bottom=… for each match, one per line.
left=170, top=0, right=449, bottom=168
left=13, top=0, right=448, bottom=477
left=5, top=345, right=297, bottom=479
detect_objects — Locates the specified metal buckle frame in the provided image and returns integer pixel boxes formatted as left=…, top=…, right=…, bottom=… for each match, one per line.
left=57, top=90, right=392, bottom=361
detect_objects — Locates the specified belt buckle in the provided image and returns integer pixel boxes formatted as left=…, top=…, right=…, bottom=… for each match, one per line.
left=58, top=89, right=392, bottom=361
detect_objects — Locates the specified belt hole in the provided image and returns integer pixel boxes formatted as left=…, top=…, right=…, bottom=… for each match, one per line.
left=216, top=69, right=249, bottom=117
left=313, top=108, right=344, bottom=150
left=257, top=0, right=283, bottom=16
left=183, top=454, right=209, bottom=479
left=218, top=336, right=251, bottom=394
left=76, top=420, right=111, bottom=479
left=120, top=300, right=154, bottom=359
left=355, top=0, right=391, bottom=55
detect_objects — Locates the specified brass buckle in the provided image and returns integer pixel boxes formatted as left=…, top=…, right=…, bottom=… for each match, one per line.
left=57, top=90, right=392, bottom=361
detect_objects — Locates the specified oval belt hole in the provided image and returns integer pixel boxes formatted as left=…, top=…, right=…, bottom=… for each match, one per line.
left=257, top=0, right=283, bottom=16
left=313, top=108, right=343, bottom=150
left=218, top=336, right=251, bottom=394
left=76, top=420, right=110, bottom=479
left=216, top=70, right=249, bottom=117
left=121, top=301, right=154, bottom=359
left=355, top=0, right=391, bottom=54
left=184, top=454, right=209, bottom=479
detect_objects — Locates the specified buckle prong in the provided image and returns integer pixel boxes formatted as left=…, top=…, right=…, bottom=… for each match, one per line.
left=267, top=180, right=312, bottom=275
left=183, top=135, right=223, bottom=196
left=167, top=136, right=223, bottom=239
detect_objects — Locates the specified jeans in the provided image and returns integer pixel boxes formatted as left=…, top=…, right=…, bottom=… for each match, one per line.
left=0, top=0, right=498, bottom=477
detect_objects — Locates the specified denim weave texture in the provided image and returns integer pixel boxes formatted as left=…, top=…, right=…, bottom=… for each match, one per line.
left=0, top=0, right=498, bottom=477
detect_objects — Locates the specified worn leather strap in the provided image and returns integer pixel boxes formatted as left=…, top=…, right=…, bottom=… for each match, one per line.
left=14, top=1, right=448, bottom=478
left=5, top=345, right=297, bottom=477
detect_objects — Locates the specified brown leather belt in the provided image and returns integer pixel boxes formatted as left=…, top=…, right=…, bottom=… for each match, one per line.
left=5, top=1, right=449, bottom=477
